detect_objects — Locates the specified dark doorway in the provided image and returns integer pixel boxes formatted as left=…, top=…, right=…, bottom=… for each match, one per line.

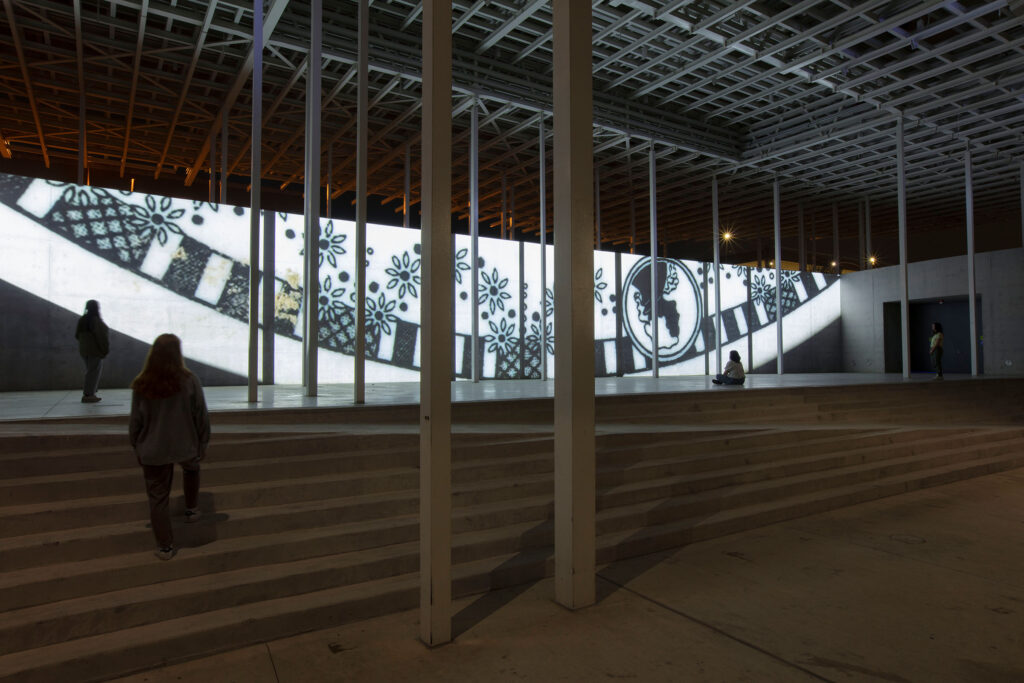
left=882, top=297, right=982, bottom=375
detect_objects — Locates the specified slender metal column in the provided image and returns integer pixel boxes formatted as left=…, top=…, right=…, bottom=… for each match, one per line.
left=553, top=0, right=595, bottom=611
left=419, top=0, right=453, bottom=647
left=798, top=202, right=806, bottom=272
left=594, top=163, right=601, bottom=249
left=712, top=174, right=721, bottom=375
left=510, top=182, right=516, bottom=240
left=404, top=142, right=411, bottom=229
left=811, top=213, right=817, bottom=269
left=539, top=115, right=549, bottom=381
left=627, top=138, right=636, bottom=253
left=897, top=116, right=911, bottom=379
left=865, top=196, right=872, bottom=263
left=303, top=0, right=322, bottom=397
left=470, top=98, right=480, bottom=382
left=965, top=145, right=978, bottom=376
left=832, top=201, right=839, bottom=272
left=858, top=198, right=865, bottom=270
left=221, top=109, right=228, bottom=204
left=326, top=146, right=332, bottom=217
left=209, top=129, right=216, bottom=203
left=247, top=0, right=262, bottom=403
left=649, top=142, right=659, bottom=378
left=501, top=173, right=507, bottom=240
left=262, top=210, right=275, bottom=385
left=75, top=0, right=86, bottom=185
left=354, top=0, right=368, bottom=404
left=774, top=178, right=783, bottom=374
left=1020, top=160, right=1023, bottom=248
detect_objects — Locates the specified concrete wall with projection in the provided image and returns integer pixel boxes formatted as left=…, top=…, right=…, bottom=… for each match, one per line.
left=0, top=171, right=842, bottom=391
left=841, top=246, right=1024, bottom=376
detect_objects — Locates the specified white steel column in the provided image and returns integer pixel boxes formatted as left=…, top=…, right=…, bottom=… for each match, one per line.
left=470, top=98, right=480, bottom=382
left=627, top=138, right=636, bottom=253
left=858, top=198, right=865, bottom=270
left=354, top=0, right=368, bottom=404
left=262, top=210, right=275, bottom=385
left=221, top=110, right=228, bottom=204
left=712, top=174, right=721, bottom=375
left=798, top=202, right=806, bottom=272
left=594, top=163, right=601, bottom=248
left=553, top=0, right=595, bottom=611
left=501, top=174, right=507, bottom=240
left=865, top=196, right=872, bottom=263
left=539, top=115, right=548, bottom=381
left=247, top=0, right=262, bottom=403
left=774, top=178, right=783, bottom=374
left=897, top=117, right=911, bottom=379
left=419, top=0, right=453, bottom=647
left=965, top=146, right=978, bottom=376
left=832, top=201, right=839, bottom=271
left=209, top=130, right=216, bottom=203
left=303, top=0, right=322, bottom=397
left=74, top=0, right=86, bottom=185
left=649, top=142, right=659, bottom=378
left=404, top=142, right=411, bottom=229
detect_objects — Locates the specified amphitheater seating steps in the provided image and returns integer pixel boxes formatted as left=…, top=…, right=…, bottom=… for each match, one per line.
left=0, top=378, right=1022, bottom=682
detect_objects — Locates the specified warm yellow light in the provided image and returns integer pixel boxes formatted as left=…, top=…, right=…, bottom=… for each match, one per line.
left=722, top=231, right=732, bottom=241
left=830, top=261, right=837, bottom=267
left=869, top=256, right=877, bottom=265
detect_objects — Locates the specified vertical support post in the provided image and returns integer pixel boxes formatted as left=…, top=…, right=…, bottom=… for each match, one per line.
left=510, top=183, right=516, bottom=240
left=965, top=145, right=978, bottom=376
left=594, top=163, right=601, bottom=249
left=209, top=129, right=216, bottom=203
left=811, top=213, right=817, bottom=270
left=247, top=0, right=262, bottom=404
left=501, top=173, right=507, bottom=240
left=553, top=0, right=595, bottom=611
left=326, top=146, right=332, bottom=218
left=262, top=210, right=275, bottom=385
left=539, top=114, right=548, bottom=381
left=649, top=142, right=659, bottom=378
left=858, top=198, right=865, bottom=270
left=1020, top=160, right=1023, bottom=248
left=627, top=139, right=636, bottom=253
left=774, top=177, right=783, bottom=375
left=419, top=0, right=453, bottom=647
left=798, top=201, right=806, bottom=272
left=897, top=116, right=911, bottom=379
left=221, top=109, right=228, bottom=204
left=470, top=98, right=480, bottom=382
left=354, top=0, right=368, bottom=404
left=303, top=0, right=322, bottom=397
left=74, top=0, right=86, bottom=185
left=865, top=196, right=872, bottom=263
left=832, top=201, right=839, bottom=272
left=404, top=142, right=411, bottom=229
left=756, top=238, right=762, bottom=269
left=712, top=174, right=722, bottom=375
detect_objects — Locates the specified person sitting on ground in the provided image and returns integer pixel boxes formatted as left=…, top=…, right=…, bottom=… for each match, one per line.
left=129, top=334, right=210, bottom=561
left=712, top=350, right=746, bottom=386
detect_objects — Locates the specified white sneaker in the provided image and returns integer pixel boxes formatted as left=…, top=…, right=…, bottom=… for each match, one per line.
left=154, top=546, right=177, bottom=561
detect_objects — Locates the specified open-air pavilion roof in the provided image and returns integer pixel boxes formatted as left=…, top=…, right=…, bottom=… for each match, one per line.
left=2, top=0, right=1023, bottom=265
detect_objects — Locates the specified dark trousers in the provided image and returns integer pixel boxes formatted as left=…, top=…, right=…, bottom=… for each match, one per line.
left=715, top=374, right=744, bottom=385
left=82, top=355, right=102, bottom=396
left=931, top=347, right=943, bottom=376
left=142, top=461, right=200, bottom=548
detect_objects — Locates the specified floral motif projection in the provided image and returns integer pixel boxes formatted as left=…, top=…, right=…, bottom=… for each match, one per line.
left=0, top=172, right=839, bottom=384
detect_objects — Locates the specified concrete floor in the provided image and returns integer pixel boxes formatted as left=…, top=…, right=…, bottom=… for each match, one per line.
left=0, top=373, right=977, bottom=422
left=111, top=467, right=1024, bottom=683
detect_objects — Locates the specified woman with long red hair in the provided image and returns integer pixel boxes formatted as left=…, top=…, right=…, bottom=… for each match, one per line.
left=129, top=334, right=210, bottom=560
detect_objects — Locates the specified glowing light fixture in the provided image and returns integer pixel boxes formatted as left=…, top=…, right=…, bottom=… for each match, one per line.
left=722, top=231, right=733, bottom=241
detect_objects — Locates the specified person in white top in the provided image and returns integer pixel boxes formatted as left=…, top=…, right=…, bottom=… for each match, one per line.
left=712, top=350, right=745, bottom=386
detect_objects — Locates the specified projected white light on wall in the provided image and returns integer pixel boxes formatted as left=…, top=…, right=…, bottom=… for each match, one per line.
left=0, top=171, right=839, bottom=387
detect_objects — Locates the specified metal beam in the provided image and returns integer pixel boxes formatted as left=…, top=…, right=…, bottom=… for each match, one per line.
left=184, top=0, right=290, bottom=186
left=4, top=0, right=50, bottom=167
left=354, top=0, right=368, bottom=405
left=248, top=0, right=262, bottom=404
left=120, top=0, right=149, bottom=178
left=897, top=117, right=911, bottom=380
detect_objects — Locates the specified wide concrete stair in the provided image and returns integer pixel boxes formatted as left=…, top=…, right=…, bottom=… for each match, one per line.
left=1, top=379, right=1022, bottom=682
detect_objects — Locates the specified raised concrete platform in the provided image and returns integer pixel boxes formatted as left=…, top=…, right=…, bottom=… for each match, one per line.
left=0, top=372, right=990, bottom=423
left=109, top=467, right=1024, bottom=683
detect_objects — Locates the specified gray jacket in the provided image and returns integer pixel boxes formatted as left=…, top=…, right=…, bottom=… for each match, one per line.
left=129, top=374, right=210, bottom=466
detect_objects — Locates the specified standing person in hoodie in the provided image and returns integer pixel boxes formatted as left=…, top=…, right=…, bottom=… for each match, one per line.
left=129, top=334, right=210, bottom=561
left=75, top=299, right=110, bottom=403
